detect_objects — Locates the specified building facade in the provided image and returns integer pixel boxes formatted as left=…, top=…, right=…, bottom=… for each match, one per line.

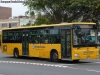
left=20, top=18, right=35, bottom=26
left=0, top=6, right=12, bottom=19
left=0, top=18, right=20, bottom=30
left=13, top=16, right=35, bottom=26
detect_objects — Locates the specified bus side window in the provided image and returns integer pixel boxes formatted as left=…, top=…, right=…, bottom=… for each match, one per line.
left=29, top=35, right=39, bottom=43
left=8, top=32, right=14, bottom=43
left=49, top=29, right=60, bottom=43
left=50, top=35, right=60, bottom=43
left=2, top=31, right=8, bottom=43
left=30, top=30, right=39, bottom=43
left=39, top=35, right=44, bottom=43
left=32, top=35, right=36, bottom=43
left=14, top=32, right=22, bottom=43
left=44, top=37, right=49, bottom=43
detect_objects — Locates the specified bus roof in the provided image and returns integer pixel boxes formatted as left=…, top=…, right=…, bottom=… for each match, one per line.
left=1, top=22, right=96, bottom=30
left=72, top=22, right=96, bottom=24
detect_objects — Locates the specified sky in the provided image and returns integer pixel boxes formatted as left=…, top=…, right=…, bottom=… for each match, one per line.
left=0, top=3, right=28, bottom=17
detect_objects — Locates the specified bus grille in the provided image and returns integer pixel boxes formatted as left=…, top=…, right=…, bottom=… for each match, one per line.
left=83, top=51, right=94, bottom=54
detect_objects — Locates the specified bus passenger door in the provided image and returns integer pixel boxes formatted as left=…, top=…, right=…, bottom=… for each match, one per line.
left=61, top=29, right=71, bottom=59
left=22, top=32, right=29, bottom=56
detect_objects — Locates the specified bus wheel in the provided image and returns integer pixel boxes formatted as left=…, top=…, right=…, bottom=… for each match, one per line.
left=14, top=48, right=19, bottom=58
left=50, top=51, right=58, bottom=62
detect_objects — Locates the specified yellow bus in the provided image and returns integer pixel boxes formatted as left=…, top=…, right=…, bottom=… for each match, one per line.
left=1, top=22, right=99, bottom=62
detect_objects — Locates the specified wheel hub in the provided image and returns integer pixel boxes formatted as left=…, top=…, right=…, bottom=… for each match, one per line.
left=53, top=53, right=58, bottom=60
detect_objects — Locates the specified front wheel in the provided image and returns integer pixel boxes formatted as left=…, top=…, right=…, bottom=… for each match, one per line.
left=50, top=51, right=58, bottom=62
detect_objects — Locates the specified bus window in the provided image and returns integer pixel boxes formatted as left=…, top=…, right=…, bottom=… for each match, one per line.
left=14, top=32, right=22, bottom=43
left=49, top=29, right=60, bottom=43
left=2, top=31, right=8, bottom=43
left=73, top=25, right=97, bottom=47
left=29, top=30, right=39, bottom=43
left=30, top=35, right=39, bottom=43
left=38, top=30, right=50, bottom=43
left=49, top=35, right=60, bottom=43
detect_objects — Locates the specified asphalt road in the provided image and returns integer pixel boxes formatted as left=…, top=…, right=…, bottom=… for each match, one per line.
left=0, top=51, right=100, bottom=75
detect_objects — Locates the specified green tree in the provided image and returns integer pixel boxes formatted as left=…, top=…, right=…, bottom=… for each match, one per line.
left=23, top=0, right=71, bottom=24
left=33, top=13, right=50, bottom=25
left=23, top=0, right=100, bottom=25
left=69, top=0, right=100, bottom=22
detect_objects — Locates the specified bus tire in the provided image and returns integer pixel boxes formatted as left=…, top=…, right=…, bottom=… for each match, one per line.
left=50, top=50, right=58, bottom=62
left=14, top=48, right=19, bottom=58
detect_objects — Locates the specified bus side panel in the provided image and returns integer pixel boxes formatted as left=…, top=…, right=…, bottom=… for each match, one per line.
left=1, top=43, right=12, bottom=55
left=1, top=43, right=22, bottom=56
left=10, top=43, right=22, bottom=56
left=29, top=44, right=40, bottom=57
left=29, top=44, right=61, bottom=59
left=49, top=44, right=61, bottom=59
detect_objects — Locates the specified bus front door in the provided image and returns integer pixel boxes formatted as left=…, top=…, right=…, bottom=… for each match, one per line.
left=61, top=29, right=71, bottom=59
left=22, top=32, right=29, bottom=56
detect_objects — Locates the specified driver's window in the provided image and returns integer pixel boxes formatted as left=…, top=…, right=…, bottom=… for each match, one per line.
left=90, top=30, right=96, bottom=41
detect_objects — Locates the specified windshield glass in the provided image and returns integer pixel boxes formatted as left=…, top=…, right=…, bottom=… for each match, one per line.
left=73, top=24, right=97, bottom=47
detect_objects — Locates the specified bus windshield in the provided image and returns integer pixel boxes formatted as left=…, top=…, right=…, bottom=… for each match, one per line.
left=73, top=24, right=97, bottom=47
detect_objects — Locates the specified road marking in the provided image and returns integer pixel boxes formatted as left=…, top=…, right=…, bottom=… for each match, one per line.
left=86, top=69, right=100, bottom=72
left=0, top=60, right=100, bottom=73
left=0, top=60, right=68, bottom=68
left=1, top=60, right=100, bottom=73
left=58, top=64, right=75, bottom=66
left=93, top=62, right=100, bottom=63
left=90, top=59, right=100, bottom=60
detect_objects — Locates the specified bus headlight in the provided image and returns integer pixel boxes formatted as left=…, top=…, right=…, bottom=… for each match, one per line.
left=74, top=54, right=80, bottom=57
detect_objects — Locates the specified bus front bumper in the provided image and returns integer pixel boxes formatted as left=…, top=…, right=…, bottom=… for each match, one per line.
left=73, top=53, right=100, bottom=60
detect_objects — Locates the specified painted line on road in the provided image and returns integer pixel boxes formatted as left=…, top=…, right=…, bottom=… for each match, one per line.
left=0, top=60, right=69, bottom=68
left=58, top=64, right=75, bottom=66
left=93, top=62, right=100, bottom=63
left=90, top=59, right=100, bottom=60
left=0, top=60, right=79, bottom=70
left=1, top=60, right=100, bottom=73
left=86, top=69, right=100, bottom=72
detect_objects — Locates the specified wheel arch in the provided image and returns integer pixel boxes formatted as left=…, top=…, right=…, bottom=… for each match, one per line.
left=13, top=47, right=19, bottom=58
left=50, top=49, right=58, bottom=56
left=13, top=47, right=19, bottom=53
